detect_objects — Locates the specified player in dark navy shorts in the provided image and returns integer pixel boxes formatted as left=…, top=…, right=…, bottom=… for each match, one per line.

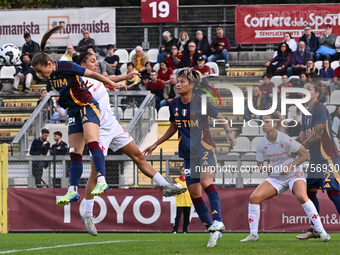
left=297, top=82, right=340, bottom=240
left=32, top=25, right=126, bottom=206
left=144, top=69, right=236, bottom=248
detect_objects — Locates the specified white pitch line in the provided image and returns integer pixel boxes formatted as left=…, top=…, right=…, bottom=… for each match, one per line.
left=0, top=240, right=153, bottom=254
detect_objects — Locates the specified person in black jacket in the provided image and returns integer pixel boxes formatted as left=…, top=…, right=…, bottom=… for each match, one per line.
left=50, top=131, right=68, bottom=155
left=158, top=31, right=178, bottom=63
left=194, top=31, right=210, bottom=60
left=179, top=42, right=200, bottom=68
left=22, top=33, right=40, bottom=59
left=29, top=129, right=50, bottom=186
left=299, top=25, right=319, bottom=59
left=11, top=54, right=39, bottom=94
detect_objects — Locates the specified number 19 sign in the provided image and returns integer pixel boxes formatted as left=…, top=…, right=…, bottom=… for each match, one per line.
left=141, top=0, right=178, bottom=23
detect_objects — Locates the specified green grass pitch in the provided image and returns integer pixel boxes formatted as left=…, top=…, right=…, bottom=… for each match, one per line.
left=0, top=233, right=339, bottom=255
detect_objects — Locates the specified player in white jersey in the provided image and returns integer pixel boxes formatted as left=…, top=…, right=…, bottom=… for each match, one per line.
left=76, top=52, right=186, bottom=236
left=241, top=113, right=330, bottom=242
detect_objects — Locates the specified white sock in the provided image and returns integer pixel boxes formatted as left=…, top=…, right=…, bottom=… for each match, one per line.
left=97, top=176, right=106, bottom=183
left=84, top=199, right=94, bottom=217
left=152, top=172, right=169, bottom=187
left=68, top=185, right=77, bottom=192
left=248, top=203, right=260, bottom=236
left=301, top=199, right=325, bottom=233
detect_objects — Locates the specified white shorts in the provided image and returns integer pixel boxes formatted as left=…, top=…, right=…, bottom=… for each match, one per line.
left=265, top=176, right=306, bottom=195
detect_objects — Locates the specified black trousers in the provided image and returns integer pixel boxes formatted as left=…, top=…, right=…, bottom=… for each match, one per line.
left=32, top=161, right=44, bottom=185
left=173, top=206, right=191, bottom=232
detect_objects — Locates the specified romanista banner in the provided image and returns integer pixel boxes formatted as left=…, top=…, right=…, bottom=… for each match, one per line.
left=235, top=4, right=340, bottom=44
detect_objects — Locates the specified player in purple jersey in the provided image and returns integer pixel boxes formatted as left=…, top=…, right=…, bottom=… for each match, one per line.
left=144, top=69, right=236, bottom=248
left=297, top=82, right=340, bottom=240
left=31, top=25, right=126, bottom=205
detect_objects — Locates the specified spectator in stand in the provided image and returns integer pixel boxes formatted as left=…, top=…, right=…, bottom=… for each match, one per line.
left=287, top=41, right=312, bottom=77
left=283, top=32, right=297, bottom=52
left=60, top=44, right=77, bottom=61
left=316, top=24, right=337, bottom=61
left=299, top=24, right=319, bottom=58
left=158, top=31, right=178, bottom=63
left=258, top=74, right=274, bottom=99
left=29, top=128, right=50, bottom=187
left=193, top=56, right=211, bottom=76
left=265, top=42, right=292, bottom=76
left=179, top=41, right=200, bottom=68
left=177, top=31, right=190, bottom=53
left=287, top=107, right=303, bottom=137
left=194, top=30, right=210, bottom=60
left=333, top=59, right=340, bottom=89
left=100, top=44, right=120, bottom=77
left=37, top=88, right=48, bottom=105
left=131, top=46, right=149, bottom=72
left=11, top=54, right=38, bottom=94
left=22, top=33, right=40, bottom=59
left=296, top=72, right=310, bottom=88
left=77, top=30, right=96, bottom=53
left=49, top=97, right=67, bottom=124
left=244, top=86, right=267, bottom=121
left=208, top=27, right=231, bottom=68
left=145, top=70, right=164, bottom=110
left=158, top=61, right=173, bottom=83
left=50, top=131, right=68, bottom=155
left=306, top=59, right=319, bottom=78
left=163, top=74, right=179, bottom=107
left=278, top=74, right=293, bottom=96
left=140, top=61, right=153, bottom=81
left=166, top=45, right=182, bottom=72
left=122, top=62, right=140, bottom=90
left=319, top=59, right=334, bottom=92
left=331, top=106, right=340, bottom=140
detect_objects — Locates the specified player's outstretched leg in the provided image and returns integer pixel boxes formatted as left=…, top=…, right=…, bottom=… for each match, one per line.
left=205, top=184, right=225, bottom=232
left=82, top=215, right=97, bottom=236
left=207, top=231, right=222, bottom=248
left=56, top=152, right=82, bottom=206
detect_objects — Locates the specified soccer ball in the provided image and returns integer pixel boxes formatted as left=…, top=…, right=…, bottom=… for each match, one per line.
left=0, top=43, right=21, bottom=66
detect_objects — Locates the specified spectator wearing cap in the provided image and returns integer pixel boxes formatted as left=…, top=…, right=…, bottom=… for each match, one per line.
left=29, top=128, right=50, bottom=186
left=60, top=44, right=77, bottom=61
left=193, top=56, right=211, bottom=77
left=131, top=46, right=149, bottom=71
left=50, top=131, right=68, bottom=155
left=158, top=31, right=178, bottom=63
left=194, top=30, right=210, bottom=60
left=179, top=41, right=200, bottom=68
left=22, top=33, right=40, bottom=58
left=77, top=30, right=96, bottom=53
left=100, top=44, right=121, bottom=76
left=299, top=25, right=319, bottom=58
left=208, top=27, right=231, bottom=68
left=316, top=24, right=337, bottom=61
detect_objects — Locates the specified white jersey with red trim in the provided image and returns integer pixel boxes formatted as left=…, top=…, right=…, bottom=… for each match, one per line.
left=256, top=131, right=302, bottom=178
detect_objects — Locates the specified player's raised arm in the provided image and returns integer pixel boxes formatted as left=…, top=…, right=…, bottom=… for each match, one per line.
left=84, top=69, right=127, bottom=91
left=302, top=123, right=325, bottom=148
left=143, top=121, right=178, bottom=157
left=214, top=113, right=236, bottom=147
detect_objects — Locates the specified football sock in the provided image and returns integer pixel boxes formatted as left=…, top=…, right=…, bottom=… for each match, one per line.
left=97, top=176, right=106, bottom=183
left=87, top=141, right=105, bottom=177
left=84, top=199, right=94, bottom=217
left=68, top=185, right=77, bottom=193
left=248, top=203, right=260, bottom=236
left=327, top=190, right=340, bottom=214
left=307, top=190, right=320, bottom=212
left=301, top=199, right=325, bottom=233
left=69, top=152, right=83, bottom=187
left=152, top=172, right=169, bottom=187
left=205, top=184, right=222, bottom=221
left=192, top=197, right=213, bottom=228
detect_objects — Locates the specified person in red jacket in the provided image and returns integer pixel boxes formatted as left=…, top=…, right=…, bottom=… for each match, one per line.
left=145, top=70, right=165, bottom=111
left=208, top=27, right=231, bottom=68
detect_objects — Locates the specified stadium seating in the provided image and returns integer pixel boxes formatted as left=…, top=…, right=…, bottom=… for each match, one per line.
left=120, top=63, right=127, bottom=74
left=270, top=76, right=282, bottom=87
left=326, top=105, right=336, bottom=115
left=240, top=125, right=260, bottom=136
left=206, top=62, right=219, bottom=76
left=157, top=106, right=170, bottom=120
left=115, top=49, right=129, bottom=63
left=129, top=49, right=136, bottom=61
left=153, top=63, right=160, bottom=72
left=250, top=136, right=262, bottom=152
left=314, top=61, right=323, bottom=73
left=331, top=60, right=339, bottom=70
left=287, top=75, right=299, bottom=82
left=0, top=66, right=16, bottom=79
left=147, top=49, right=159, bottom=63
left=330, top=90, right=340, bottom=105
left=124, top=106, right=139, bottom=119
left=231, top=137, right=251, bottom=152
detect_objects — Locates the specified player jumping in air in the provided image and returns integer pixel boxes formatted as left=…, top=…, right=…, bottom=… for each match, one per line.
left=31, top=25, right=125, bottom=204
left=143, top=69, right=236, bottom=248
left=297, top=83, right=340, bottom=240
left=241, top=113, right=330, bottom=242
left=76, top=52, right=186, bottom=236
